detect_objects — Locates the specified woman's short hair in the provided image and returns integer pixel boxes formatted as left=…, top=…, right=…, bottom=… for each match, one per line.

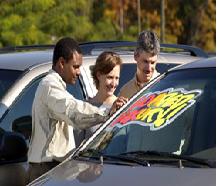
left=90, top=51, right=122, bottom=89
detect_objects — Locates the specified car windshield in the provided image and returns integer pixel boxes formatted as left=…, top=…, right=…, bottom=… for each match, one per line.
left=83, top=67, right=216, bottom=162
left=0, top=69, right=22, bottom=99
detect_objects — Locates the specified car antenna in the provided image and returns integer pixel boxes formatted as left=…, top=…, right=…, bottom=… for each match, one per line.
left=100, top=156, right=104, bottom=165
left=179, top=160, right=184, bottom=169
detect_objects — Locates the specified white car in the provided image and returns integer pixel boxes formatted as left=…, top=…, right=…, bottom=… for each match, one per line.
left=0, top=41, right=208, bottom=186
left=30, top=57, right=216, bottom=186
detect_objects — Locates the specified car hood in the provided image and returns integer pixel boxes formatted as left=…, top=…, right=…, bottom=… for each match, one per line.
left=30, top=159, right=215, bottom=186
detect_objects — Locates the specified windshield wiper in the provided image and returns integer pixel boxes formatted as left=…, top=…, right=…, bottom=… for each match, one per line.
left=120, top=150, right=215, bottom=168
left=76, top=149, right=150, bottom=166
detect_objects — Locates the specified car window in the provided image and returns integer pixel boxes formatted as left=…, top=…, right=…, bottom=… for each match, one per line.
left=85, top=68, right=216, bottom=161
left=0, top=75, right=85, bottom=140
left=114, top=63, right=136, bottom=95
left=114, top=63, right=179, bottom=96
left=0, top=69, right=22, bottom=99
left=156, top=63, right=178, bottom=74
left=66, top=79, right=85, bottom=100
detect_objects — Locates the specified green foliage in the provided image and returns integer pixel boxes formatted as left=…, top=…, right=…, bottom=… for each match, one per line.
left=176, top=0, right=216, bottom=52
left=90, top=18, right=117, bottom=41
left=0, top=0, right=215, bottom=52
left=0, top=0, right=55, bottom=46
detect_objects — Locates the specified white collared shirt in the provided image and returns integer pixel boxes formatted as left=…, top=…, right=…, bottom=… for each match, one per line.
left=28, top=70, right=107, bottom=163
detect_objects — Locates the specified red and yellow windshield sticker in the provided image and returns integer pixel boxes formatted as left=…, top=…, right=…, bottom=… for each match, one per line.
left=110, top=88, right=202, bottom=131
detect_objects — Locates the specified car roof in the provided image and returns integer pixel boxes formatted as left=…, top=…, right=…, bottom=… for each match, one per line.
left=0, top=42, right=208, bottom=71
left=0, top=52, right=205, bottom=71
left=0, top=50, right=53, bottom=71
left=170, top=57, right=216, bottom=71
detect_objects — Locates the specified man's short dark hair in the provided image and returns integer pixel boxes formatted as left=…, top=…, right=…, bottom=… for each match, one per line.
left=53, top=37, right=82, bottom=65
left=136, top=30, right=160, bottom=56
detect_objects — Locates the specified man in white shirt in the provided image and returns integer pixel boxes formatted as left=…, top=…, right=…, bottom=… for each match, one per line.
left=27, top=37, right=126, bottom=183
left=119, top=30, right=160, bottom=99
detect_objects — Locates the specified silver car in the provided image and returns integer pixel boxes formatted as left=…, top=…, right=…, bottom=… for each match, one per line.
left=29, top=57, right=216, bottom=186
left=0, top=42, right=208, bottom=186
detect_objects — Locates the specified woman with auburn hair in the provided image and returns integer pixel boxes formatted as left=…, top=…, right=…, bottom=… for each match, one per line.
left=90, top=51, right=122, bottom=107
left=85, top=51, right=123, bottom=137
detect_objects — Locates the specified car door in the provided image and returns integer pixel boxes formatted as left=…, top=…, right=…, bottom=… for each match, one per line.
left=0, top=67, right=88, bottom=186
left=0, top=73, right=86, bottom=141
left=0, top=130, right=28, bottom=186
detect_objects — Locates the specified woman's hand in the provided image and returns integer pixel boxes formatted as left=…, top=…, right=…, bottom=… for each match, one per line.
left=109, top=96, right=128, bottom=115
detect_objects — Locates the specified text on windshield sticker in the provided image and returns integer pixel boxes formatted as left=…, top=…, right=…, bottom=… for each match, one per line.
left=110, top=88, right=202, bottom=130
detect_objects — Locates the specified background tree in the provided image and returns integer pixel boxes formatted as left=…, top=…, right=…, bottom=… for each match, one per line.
left=177, top=0, right=216, bottom=51
left=0, top=0, right=215, bottom=52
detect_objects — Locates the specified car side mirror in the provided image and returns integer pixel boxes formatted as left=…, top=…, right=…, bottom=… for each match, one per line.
left=12, top=115, right=32, bottom=140
left=0, top=132, right=27, bottom=164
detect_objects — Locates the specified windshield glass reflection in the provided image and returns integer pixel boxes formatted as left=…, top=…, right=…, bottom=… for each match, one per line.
left=83, top=68, right=216, bottom=162
left=0, top=70, right=22, bottom=99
